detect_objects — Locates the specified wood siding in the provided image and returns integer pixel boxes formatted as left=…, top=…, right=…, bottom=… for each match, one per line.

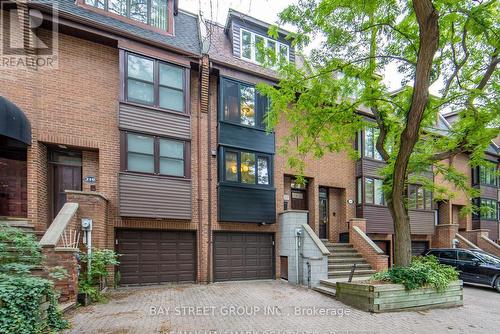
left=219, top=122, right=275, bottom=154
left=363, top=205, right=435, bottom=235
left=409, top=210, right=435, bottom=235
left=358, top=158, right=385, bottom=178
left=119, top=103, right=191, bottom=139
left=480, top=185, right=498, bottom=199
left=119, top=173, right=191, bottom=219
left=218, top=185, right=276, bottom=223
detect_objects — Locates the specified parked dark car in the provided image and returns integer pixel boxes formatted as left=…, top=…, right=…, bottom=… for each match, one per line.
left=423, top=248, right=500, bottom=292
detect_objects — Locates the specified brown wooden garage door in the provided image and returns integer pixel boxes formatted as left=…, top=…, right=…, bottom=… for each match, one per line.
left=213, top=232, right=274, bottom=282
left=116, top=229, right=196, bottom=285
left=412, top=241, right=430, bottom=257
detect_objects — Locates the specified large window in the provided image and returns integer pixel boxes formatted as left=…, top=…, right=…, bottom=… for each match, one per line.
left=240, top=28, right=289, bottom=64
left=475, top=198, right=498, bottom=220
left=85, top=0, right=169, bottom=30
left=363, top=177, right=385, bottom=206
left=126, top=53, right=185, bottom=112
left=363, top=127, right=382, bottom=160
left=223, top=149, right=270, bottom=186
left=220, top=78, right=268, bottom=128
left=408, top=184, right=433, bottom=210
left=124, top=132, right=188, bottom=177
left=479, top=164, right=498, bottom=187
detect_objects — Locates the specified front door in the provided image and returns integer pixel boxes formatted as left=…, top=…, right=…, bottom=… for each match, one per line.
left=291, top=189, right=307, bottom=210
left=319, top=187, right=328, bottom=239
left=49, top=150, right=82, bottom=220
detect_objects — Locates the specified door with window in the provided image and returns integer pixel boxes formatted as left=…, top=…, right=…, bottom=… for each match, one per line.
left=49, top=150, right=82, bottom=221
left=319, top=187, right=329, bottom=239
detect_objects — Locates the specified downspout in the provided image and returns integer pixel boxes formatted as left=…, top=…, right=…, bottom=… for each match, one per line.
left=207, top=60, right=213, bottom=283
left=197, top=59, right=203, bottom=283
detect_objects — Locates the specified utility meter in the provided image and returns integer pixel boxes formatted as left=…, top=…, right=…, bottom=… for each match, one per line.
left=81, top=218, right=93, bottom=231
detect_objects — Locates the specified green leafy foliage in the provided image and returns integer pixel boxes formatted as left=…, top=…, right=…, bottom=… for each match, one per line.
left=0, top=225, right=69, bottom=333
left=78, top=248, right=119, bottom=304
left=372, top=256, right=459, bottom=291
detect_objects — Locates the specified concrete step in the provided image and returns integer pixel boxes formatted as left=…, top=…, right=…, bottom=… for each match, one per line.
left=313, top=285, right=336, bottom=297
left=328, top=257, right=368, bottom=264
left=328, top=252, right=362, bottom=258
left=328, top=263, right=372, bottom=270
left=320, top=276, right=373, bottom=287
left=326, top=247, right=356, bottom=252
left=328, top=269, right=376, bottom=277
left=0, top=220, right=35, bottom=231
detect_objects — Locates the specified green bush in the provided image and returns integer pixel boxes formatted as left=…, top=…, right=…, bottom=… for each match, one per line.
left=78, top=248, right=119, bottom=303
left=371, top=256, right=459, bottom=291
left=0, top=225, right=68, bottom=333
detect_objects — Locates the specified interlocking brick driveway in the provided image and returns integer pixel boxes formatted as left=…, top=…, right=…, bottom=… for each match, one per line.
left=64, top=281, right=499, bottom=334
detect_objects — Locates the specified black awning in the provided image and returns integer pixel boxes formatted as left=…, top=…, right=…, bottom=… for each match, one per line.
left=0, top=96, right=31, bottom=145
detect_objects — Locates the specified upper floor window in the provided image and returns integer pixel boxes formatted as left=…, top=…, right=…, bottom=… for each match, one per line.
left=124, top=132, right=188, bottom=177
left=240, top=28, right=289, bottom=65
left=408, top=184, right=432, bottom=210
left=474, top=198, right=498, bottom=220
left=479, top=164, right=498, bottom=187
left=223, top=149, right=271, bottom=186
left=363, top=127, right=382, bottom=160
left=84, top=0, right=169, bottom=30
left=220, top=78, right=268, bottom=128
left=126, top=53, right=185, bottom=112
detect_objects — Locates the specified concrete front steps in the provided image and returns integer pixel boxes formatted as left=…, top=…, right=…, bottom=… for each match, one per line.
left=314, top=242, right=375, bottom=297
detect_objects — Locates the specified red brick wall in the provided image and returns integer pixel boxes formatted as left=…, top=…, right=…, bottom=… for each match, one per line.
left=40, top=246, right=79, bottom=303
left=349, top=219, right=388, bottom=272
left=432, top=224, right=459, bottom=248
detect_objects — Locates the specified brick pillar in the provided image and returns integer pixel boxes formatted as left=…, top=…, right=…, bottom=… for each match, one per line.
left=432, top=224, right=459, bottom=248
left=350, top=218, right=367, bottom=233
left=348, top=218, right=388, bottom=272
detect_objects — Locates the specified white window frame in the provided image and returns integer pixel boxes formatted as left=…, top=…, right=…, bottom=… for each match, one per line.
left=239, top=28, right=289, bottom=65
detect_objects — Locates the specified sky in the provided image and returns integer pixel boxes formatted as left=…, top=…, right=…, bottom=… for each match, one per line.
left=179, top=0, right=416, bottom=93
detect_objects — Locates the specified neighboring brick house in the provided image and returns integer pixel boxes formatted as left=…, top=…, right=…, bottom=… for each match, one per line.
left=0, top=0, right=210, bottom=285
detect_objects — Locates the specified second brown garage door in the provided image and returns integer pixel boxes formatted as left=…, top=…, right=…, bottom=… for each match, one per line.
left=116, top=229, right=196, bottom=285
left=213, top=232, right=274, bottom=282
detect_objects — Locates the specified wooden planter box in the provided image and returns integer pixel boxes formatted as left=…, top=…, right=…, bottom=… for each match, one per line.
left=336, top=280, right=463, bottom=313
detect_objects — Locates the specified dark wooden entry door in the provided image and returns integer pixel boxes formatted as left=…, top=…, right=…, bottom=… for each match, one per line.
left=291, top=189, right=307, bottom=210
left=53, top=164, right=81, bottom=218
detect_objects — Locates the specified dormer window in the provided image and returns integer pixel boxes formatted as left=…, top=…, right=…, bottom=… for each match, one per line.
left=240, top=28, right=289, bottom=65
left=84, top=0, right=169, bottom=31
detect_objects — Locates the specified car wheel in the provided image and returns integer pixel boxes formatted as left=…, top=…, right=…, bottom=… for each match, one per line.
left=496, top=278, right=500, bottom=293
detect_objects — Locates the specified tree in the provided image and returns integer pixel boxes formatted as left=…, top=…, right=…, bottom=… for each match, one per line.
left=258, top=0, right=499, bottom=266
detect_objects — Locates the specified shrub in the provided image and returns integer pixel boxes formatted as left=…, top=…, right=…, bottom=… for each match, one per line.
left=371, top=255, right=459, bottom=291
left=0, top=225, right=68, bottom=333
left=78, top=248, right=119, bottom=303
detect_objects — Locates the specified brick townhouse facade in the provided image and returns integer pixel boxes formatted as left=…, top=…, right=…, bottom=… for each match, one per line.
left=1, top=1, right=498, bottom=289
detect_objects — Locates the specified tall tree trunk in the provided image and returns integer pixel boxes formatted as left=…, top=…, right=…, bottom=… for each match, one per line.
left=390, top=0, right=440, bottom=267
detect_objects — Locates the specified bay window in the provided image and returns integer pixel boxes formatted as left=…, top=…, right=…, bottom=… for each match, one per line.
left=364, top=127, right=382, bottom=160
left=125, top=53, right=185, bottom=112
left=223, top=149, right=271, bottom=186
left=85, top=0, right=170, bottom=30
left=475, top=198, right=498, bottom=220
left=479, top=164, right=498, bottom=186
left=408, top=184, right=433, bottom=210
left=363, top=177, right=385, bottom=206
left=124, top=132, right=188, bottom=177
left=240, top=28, right=289, bottom=64
left=220, top=78, right=268, bottom=128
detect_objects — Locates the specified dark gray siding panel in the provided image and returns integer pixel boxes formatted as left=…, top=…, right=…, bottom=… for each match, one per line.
left=364, top=205, right=394, bottom=234
left=218, top=185, right=276, bottom=223
left=119, top=173, right=191, bottom=219
left=480, top=185, right=498, bottom=199
left=232, top=22, right=241, bottom=58
left=409, top=210, right=435, bottom=235
left=219, top=122, right=275, bottom=154
left=119, top=103, right=191, bottom=139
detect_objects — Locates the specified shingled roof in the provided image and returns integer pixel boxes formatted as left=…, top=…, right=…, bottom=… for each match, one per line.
left=51, top=0, right=201, bottom=55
